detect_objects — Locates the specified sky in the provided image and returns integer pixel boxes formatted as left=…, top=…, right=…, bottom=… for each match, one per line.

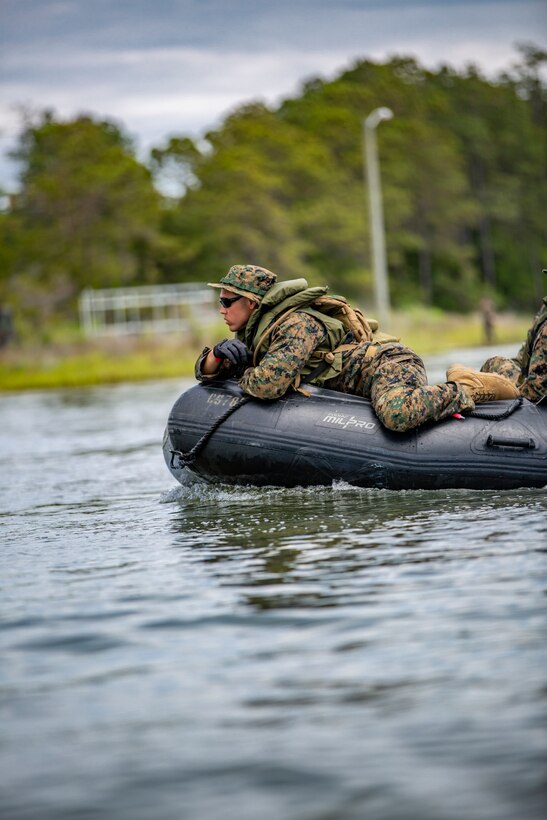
left=1, top=0, right=546, bottom=190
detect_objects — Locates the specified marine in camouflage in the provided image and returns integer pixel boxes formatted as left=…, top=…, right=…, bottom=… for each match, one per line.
left=197, top=264, right=537, bottom=431
left=196, top=310, right=475, bottom=432
left=480, top=297, right=546, bottom=402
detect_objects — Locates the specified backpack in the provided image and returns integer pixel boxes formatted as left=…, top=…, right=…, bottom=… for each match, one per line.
left=251, top=289, right=399, bottom=383
left=310, top=294, right=375, bottom=344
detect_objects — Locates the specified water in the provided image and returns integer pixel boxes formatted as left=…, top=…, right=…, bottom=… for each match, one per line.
left=1, top=346, right=546, bottom=820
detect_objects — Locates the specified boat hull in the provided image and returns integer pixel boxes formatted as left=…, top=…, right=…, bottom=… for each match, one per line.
left=163, top=381, right=547, bottom=489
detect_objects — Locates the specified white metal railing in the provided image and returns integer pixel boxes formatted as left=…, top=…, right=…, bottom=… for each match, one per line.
left=79, top=283, right=218, bottom=336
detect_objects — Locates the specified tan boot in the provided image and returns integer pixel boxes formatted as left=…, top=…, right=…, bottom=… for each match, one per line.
left=446, top=364, right=520, bottom=403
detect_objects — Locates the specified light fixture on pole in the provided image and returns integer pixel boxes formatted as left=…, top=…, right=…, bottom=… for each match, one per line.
left=363, top=107, right=393, bottom=328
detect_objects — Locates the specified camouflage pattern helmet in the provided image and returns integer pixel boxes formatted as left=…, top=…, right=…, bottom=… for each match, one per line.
left=208, top=264, right=277, bottom=302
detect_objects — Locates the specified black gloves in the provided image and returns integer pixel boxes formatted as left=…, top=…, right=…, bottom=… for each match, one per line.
left=213, top=339, right=252, bottom=368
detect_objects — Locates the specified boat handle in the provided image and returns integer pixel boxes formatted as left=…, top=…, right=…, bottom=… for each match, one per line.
left=486, top=435, right=536, bottom=450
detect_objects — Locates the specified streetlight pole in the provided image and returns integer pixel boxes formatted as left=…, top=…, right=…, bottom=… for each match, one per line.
left=363, top=107, right=393, bottom=328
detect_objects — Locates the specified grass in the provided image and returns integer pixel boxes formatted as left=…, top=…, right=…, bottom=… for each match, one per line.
left=0, top=310, right=530, bottom=392
left=391, top=307, right=528, bottom=354
left=0, top=336, right=201, bottom=391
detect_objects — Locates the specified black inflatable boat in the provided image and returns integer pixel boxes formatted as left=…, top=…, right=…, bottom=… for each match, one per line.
left=163, top=380, right=547, bottom=490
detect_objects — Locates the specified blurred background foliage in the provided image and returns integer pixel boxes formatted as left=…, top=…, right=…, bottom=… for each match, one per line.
left=1, top=46, right=545, bottom=339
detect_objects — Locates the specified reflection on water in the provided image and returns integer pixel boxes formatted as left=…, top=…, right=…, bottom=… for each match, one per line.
left=1, top=359, right=546, bottom=820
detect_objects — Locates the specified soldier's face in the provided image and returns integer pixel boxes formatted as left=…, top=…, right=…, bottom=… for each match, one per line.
left=219, top=289, right=257, bottom=332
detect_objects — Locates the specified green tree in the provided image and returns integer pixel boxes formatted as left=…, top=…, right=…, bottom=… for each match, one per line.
left=3, top=111, right=161, bottom=324
left=279, top=57, right=481, bottom=308
left=151, top=103, right=367, bottom=290
left=429, top=56, right=546, bottom=307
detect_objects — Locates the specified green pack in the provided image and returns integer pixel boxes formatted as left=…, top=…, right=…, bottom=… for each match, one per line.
left=309, top=294, right=400, bottom=346
left=242, top=279, right=399, bottom=387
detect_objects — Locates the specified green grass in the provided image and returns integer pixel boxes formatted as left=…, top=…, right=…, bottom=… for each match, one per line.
left=393, top=307, right=528, bottom=355
left=0, top=310, right=530, bottom=391
left=0, top=338, right=198, bottom=391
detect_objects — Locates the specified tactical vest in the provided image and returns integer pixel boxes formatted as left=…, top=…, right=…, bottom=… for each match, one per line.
left=238, top=279, right=396, bottom=387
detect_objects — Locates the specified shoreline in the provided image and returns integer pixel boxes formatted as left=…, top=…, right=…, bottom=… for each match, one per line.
left=0, top=310, right=529, bottom=392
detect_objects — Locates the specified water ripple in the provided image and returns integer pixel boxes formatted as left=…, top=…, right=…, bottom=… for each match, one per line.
left=1, top=378, right=546, bottom=820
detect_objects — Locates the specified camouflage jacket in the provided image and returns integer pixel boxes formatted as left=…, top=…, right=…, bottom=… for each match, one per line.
left=196, top=279, right=348, bottom=399
left=515, top=296, right=547, bottom=400
left=239, top=310, right=327, bottom=399
left=515, top=297, right=547, bottom=373
left=195, top=310, right=329, bottom=399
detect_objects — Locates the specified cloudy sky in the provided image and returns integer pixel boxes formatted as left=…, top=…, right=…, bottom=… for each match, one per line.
left=1, top=0, right=546, bottom=189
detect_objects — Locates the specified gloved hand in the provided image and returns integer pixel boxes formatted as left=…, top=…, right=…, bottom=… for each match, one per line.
left=213, top=339, right=252, bottom=368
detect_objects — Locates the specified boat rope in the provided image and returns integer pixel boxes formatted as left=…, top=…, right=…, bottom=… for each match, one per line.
left=170, top=395, right=252, bottom=467
left=466, top=395, right=524, bottom=420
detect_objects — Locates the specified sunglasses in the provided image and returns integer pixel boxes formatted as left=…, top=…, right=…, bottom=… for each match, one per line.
left=219, top=295, right=243, bottom=308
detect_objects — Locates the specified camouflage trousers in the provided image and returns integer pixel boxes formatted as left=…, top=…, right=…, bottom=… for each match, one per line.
left=480, top=319, right=546, bottom=403
left=329, top=342, right=474, bottom=433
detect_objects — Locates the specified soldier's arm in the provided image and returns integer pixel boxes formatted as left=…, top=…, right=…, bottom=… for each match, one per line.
left=515, top=301, right=547, bottom=367
left=518, top=319, right=547, bottom=402
left=195, top=347, right=237, bottom=382
left=239, top=312, right=325, bottom=399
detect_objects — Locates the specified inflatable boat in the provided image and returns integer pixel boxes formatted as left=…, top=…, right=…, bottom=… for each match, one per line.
left=163, top=380, right=547, bottom=490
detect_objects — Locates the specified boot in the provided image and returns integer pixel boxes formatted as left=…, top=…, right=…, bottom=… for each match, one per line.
left=446, top=363, right=520, bottom=403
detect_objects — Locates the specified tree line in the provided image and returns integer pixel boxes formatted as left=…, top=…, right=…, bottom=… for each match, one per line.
left=1, top=44, right=545, bottom=335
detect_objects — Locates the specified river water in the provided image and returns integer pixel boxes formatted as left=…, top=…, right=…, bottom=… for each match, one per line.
left=1, top=345, right=546, bottom=820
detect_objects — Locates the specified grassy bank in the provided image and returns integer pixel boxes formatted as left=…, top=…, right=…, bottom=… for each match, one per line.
left=0, top=309, right=530, bottom=392
left=0, top=335, right=200, bottom=391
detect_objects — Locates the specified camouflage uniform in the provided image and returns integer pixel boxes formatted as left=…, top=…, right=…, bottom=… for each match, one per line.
left=480, top=297, right=546, bottom=402
left=330, top=340, right=474, bottom=432
left=195, top=312, right=324, bottom=398
left=197, top=309, right=474, bottom=433
left=240, top=312, right=325, bottom=399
